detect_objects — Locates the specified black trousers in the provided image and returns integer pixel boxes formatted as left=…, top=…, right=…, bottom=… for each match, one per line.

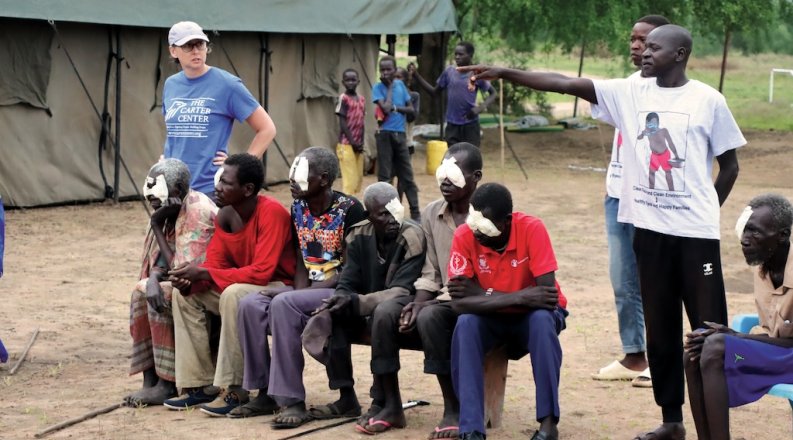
left=633, top=228, right=728, bottom=423
left=375, top=130, right=419, bottom=214
left=325, top=297, right=458, bottom=395
left=445, top=121, right=481, bottom=147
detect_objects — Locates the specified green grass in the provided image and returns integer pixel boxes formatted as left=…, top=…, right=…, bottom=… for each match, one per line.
left=521, top=51, right=793, bottom=131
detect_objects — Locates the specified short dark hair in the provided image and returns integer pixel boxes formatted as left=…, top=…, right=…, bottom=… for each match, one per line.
left=636, top=15, right=671, bottom=27
left=379, top=56, right=396, bottom=68
left=342, top=68, right=358, bottom=77
left=302, top=146, right=339, bottom=185
left=471, top=183, right=512, bottom=221
left=224, top=153, right=264, bottom=194
left=457, top=41, right=475, bottom=56
left=749, top=193, right=793, bottom=232
left=446, top=142, right=483, bottom=172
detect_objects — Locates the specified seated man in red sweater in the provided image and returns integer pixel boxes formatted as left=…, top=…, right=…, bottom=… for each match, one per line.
left=164, top=153, right=296, bottom=416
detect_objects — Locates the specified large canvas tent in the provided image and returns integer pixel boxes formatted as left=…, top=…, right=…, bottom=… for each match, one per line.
left=0, top=0, right=457, bottom=207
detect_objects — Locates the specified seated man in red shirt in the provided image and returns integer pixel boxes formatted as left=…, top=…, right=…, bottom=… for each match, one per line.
left=447, top=183, right=568, bottom=440
left=164, top=153, right=296, bottom=416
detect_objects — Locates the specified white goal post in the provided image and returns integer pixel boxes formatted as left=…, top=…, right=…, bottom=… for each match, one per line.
left=769, top=68, right=793, bottom=103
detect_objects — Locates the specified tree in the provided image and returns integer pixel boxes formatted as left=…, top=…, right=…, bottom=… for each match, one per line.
left=691, top=0, right=779, bottom=92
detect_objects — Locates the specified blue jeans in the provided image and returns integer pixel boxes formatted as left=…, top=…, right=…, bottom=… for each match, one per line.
left=452, top=309, right=566, bottom=436
left=605, top=196, right=645, bottom=353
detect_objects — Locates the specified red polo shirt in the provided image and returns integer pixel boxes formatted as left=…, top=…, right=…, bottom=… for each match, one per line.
left=447, top=212, right=567, bottom=309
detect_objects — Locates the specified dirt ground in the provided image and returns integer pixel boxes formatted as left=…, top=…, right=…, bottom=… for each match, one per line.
left=1, top=126, right=792, bottom=439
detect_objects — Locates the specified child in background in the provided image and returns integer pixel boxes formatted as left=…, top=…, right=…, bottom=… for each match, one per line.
left=336, top=68, right=366, bottom=195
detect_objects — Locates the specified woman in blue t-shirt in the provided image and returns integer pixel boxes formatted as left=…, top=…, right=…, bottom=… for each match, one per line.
left=162, top=21, right=276, bottom=197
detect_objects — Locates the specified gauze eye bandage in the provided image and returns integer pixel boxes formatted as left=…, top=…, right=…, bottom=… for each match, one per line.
left=214, top=167, right=224, bottom=187
left=143, top=174, right=169, bottom=203
left=466, top=206, right=501, bottom=237
left=435, top=157, right=466, bottom=188
left=385, top=197, right=405, bottom=225
left=289, top=156, right=310, bottom=191
left=735, top=206, right=753, bottom=240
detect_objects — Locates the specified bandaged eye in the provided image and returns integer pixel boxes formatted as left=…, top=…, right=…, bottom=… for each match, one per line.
left=214, top=167, right=224, bottom=187
left=143, top=174, right=169, bottom=203
left=385, top=197, right=405, bottom=225
left=435, top=157, right=466, bottom=188
left=289, top=156, right=310, bottom=191
left=735, top=206, right=753, bottom=240
left=466, top=206, right=501, bottom=237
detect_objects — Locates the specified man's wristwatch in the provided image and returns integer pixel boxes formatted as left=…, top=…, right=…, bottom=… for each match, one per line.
left=485, top=288, right=493, bottom=296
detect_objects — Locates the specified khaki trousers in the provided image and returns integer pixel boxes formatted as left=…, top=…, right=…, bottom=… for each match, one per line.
left=173, top=282, right=281, bottom=388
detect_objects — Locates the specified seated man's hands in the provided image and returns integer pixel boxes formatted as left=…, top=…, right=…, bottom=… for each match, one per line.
left=168, top=262, right=206, bottom=283
left=399, top=300, right=439, bottom=333
left=258, top=285, right=293, bottom=299
left=447, top=276, right=484, bottom=299
left=684, top=327, right=717, bottom=363
left=314, top=294, right=353, bottom=315
left=513, top=285, right=559, bottom=310
left=146, top=268, right=168, bottom=313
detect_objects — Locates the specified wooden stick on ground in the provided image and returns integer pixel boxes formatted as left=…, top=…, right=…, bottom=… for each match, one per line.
left=9, top=327, right=39, bottom=375
left=34, top=403, right=124, bottom=438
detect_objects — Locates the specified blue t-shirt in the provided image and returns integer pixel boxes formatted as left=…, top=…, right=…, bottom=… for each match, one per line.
left=437, top=66, right=491, bottom=125
left=372, top=79, right=410, bottom=132
left=162, top=67, right=260, bottom=194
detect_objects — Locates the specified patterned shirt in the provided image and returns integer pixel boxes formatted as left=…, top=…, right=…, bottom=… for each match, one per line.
left=292, top=191, right=366, bottom=282
left=336, top=93, right=365, bottom=145
left=139, top=190, right=217, bottom=280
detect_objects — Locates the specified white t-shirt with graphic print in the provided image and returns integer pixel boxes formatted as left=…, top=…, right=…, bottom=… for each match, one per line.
left=592, top=78, right=746, bottom=240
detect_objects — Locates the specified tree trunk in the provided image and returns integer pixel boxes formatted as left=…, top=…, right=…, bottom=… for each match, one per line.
left=718, top=29, right=732, bottom=93
left=416, top=32, right=450, bottom=124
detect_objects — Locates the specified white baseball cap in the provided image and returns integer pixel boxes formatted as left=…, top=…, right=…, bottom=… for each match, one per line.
left=168, top=21, right=209, bottom=46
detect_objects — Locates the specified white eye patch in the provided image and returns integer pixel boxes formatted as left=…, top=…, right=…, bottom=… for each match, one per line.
left=385, top=197, right=405, bottom=225
left=289, top=156, right=310, bottom=191
left=214, top=167, right=224, bottom=187
left=435, top=157, right=466, bottom=188
left=466, top=206, right=501, bottom=237
left=735, top=206, right=753, bottom=240
left=143, top=174, right=169, bottom=203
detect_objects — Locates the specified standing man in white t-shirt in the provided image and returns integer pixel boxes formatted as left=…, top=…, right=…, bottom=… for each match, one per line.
left=460, top=24, right=744, bottom=440
left=593, top=15, right=670, bottom=388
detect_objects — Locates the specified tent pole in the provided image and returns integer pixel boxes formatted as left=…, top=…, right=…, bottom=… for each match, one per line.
left=113, top=27, right=122, bottom=204
left=261, top=33, right=270, bottom=189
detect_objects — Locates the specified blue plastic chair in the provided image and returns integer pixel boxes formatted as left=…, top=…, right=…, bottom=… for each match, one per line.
left=730, top=314, right=793, bottom=414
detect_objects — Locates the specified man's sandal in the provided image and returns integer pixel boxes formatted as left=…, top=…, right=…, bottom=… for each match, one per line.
left=308, top=402, right=362, bottom=420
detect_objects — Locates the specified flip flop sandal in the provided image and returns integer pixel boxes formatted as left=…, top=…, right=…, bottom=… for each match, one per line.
left=429, top=425, right=459, bottom=439
left=530, top=430, right=559, bottom=440
left=356, top=404, right=383, bottom=426
left=592, top=360, right=642, bottom=380
left=355, top=417, right=405, bottom=435
left=308, top=401, right=362, bottom=420
left=271, top=409, right=314, bottom=429
left=632, top=367, right=653, bottom=388
left=227, top=399, right=279, bottom=418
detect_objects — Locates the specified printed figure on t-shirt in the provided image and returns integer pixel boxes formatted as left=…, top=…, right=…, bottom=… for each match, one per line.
left=637, top=112, right=682, bottom=191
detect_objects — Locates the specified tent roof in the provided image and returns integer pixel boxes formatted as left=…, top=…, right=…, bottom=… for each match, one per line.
left=0, top=0, right=457, bottom=34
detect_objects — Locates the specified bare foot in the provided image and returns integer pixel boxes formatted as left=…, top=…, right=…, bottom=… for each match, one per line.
left=429, top=412, right=460, bottom=439
left=356, top=403, right=383, bottom=427
left=633, top=422, right=686, bottom=440
left=620, top=352, right=649, bottom=372
left=125, top=381, right=177, bottom=407
left=363, top=406, right=406, bottom=433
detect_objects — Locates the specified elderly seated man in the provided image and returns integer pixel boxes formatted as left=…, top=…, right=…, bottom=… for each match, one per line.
left=365, top=142, right=483, bottom=439
left=231, top=146, right=365, bottom=426
left=126, top=158, right=217, bottom=406
left=164, top=153, right=296, bottom=416
left=447, top=183, right=568, bottom=440
left=309, top=182, right=426, bottom=435
left=685, top=193, right=793, bottom=440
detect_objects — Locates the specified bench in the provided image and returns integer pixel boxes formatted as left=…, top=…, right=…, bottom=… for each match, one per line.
left=730, top=314, right=793, bottom=416
left=353, top=328, right=509, bottom=429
